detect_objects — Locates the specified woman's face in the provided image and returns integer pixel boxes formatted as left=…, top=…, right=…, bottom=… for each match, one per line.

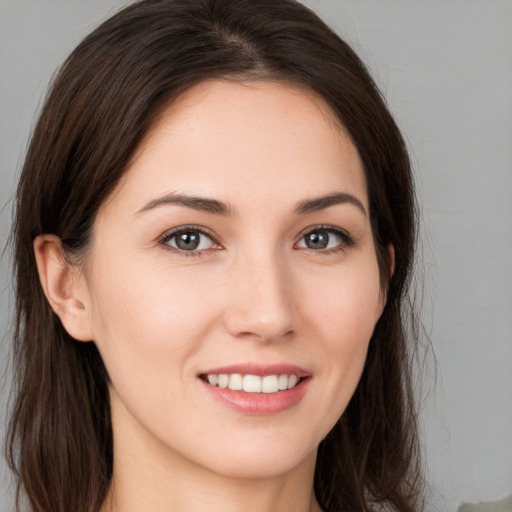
left=78, top=80, right=385, bottom=479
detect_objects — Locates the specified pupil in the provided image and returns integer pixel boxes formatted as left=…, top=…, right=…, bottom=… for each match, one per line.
left=176, top=232, right=200, bottom=250
left=306, top=232, right=328, bottom=249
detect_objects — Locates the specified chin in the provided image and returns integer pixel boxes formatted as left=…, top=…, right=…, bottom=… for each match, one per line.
left=185, top=428, right=320, bottom=480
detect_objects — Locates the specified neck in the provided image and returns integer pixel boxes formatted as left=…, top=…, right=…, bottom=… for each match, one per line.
left=103, top=467, right=322, bottom=512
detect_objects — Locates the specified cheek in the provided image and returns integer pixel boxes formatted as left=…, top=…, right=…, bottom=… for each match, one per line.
left=299, top=258, right=382, bottom=417
left=85, top=256, right=222, bottom=389
left=304, top=258, right=383, bottom=344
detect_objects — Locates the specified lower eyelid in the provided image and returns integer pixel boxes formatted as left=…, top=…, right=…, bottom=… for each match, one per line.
left=158, top=226, right=355, bottom=255
left=296, top=227, right=355, bottom=249
left=158, top=226, right=220, bottom=252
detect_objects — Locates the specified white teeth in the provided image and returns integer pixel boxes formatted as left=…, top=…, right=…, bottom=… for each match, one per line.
left=288, top=374, right=298, bottom=389
left=228, top=373, right=243, bottom=391
left=261, top=375, right=279, bottom=393
left=278, top=374, right=288, bottom=390
left=243, top=374, right=262, bottom=393
left=217, top=374, right=229, bottom=389
left=205, top=373, right=301, bottom=393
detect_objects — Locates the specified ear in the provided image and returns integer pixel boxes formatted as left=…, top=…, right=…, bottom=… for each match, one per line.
left=387, top=243, right=395, bottom=281
left=33, top=234, right=93, bottom=342
left=377, top=243, right=395, bottom=316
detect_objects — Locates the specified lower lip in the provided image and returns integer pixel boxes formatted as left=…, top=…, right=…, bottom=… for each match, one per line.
left=200, top=378, right=310, bottom=415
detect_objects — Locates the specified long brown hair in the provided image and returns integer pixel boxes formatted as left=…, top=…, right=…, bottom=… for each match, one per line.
left=7, top=0, right=424, bottom=510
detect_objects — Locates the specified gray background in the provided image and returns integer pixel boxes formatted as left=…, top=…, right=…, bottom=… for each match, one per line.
left=1, top=1, right=511, bottom=511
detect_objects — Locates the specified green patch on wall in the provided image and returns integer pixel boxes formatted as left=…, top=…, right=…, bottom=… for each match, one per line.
left=457, top=495, right=512, bottom=512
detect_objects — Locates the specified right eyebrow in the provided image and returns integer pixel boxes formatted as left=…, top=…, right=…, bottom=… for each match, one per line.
left=135, top=192, right=236, bottom=217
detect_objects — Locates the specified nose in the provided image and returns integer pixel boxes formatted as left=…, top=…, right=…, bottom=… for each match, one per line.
left=222, top=250, right=296, bottom=343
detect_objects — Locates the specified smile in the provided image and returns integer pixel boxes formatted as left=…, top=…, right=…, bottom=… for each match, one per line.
left=198, top=364, right=311, bottom=414
left=202, top=373, right=300, bottom=393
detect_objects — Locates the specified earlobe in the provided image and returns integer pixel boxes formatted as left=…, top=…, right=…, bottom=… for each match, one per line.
left=33, top=234, right=93, bottom=342
left=387, top=243, right=395, bottom=281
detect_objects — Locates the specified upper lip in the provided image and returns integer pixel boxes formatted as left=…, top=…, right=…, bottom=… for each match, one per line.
left=199, top=363, right=311, bottom=378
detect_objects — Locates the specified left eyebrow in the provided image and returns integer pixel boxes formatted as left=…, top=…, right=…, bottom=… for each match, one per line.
left=294, top=192, right=367, bottom=216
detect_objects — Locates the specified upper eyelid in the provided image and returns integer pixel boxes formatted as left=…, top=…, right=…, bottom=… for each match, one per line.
left=158, top=226, right=222, bottom=258
left=296, top=224, right=353, bottom=240
left=157, top=223, right=354, bottom=248
left=158, top=224, right=220, bottom=244
left=294, top=225, right=357, bottom=250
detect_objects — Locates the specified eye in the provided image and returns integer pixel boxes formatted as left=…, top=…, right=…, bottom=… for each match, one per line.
left=160, top=227, right=218, bottom=254
left=296, top=226, right=354, bottom=252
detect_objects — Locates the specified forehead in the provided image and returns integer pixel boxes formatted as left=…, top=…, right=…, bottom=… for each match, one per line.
left=106, top=79, right=367, bottom=215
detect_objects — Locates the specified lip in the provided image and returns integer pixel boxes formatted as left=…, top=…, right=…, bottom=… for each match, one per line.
left=198, top=363, right=311, bottom=415
left=199, top=363, right=311, bottom=378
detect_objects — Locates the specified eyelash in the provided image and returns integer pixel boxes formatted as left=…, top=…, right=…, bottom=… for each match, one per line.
left=296, top=225, right=356, bottom=255
left=158, top=224, right=356, bottom=257
left=158, top=225, right=220, bottom=257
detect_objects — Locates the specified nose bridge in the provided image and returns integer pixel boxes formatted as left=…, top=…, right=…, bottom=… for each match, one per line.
left=224, top=243, right=295, bottom=341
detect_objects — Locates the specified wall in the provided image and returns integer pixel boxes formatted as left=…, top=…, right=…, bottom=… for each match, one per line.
left=1, top=1, right=511, bottom=510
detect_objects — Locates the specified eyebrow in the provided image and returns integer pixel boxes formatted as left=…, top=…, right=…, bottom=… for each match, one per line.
left=136, top=191, right=366, bottom=217
left=136, top=193, right=235, bottom=216
left=295, top=192, right=367, bottom=216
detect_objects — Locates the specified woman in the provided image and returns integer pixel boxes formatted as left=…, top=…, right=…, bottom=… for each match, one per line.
left=7, top=0, right=424, bottom=511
